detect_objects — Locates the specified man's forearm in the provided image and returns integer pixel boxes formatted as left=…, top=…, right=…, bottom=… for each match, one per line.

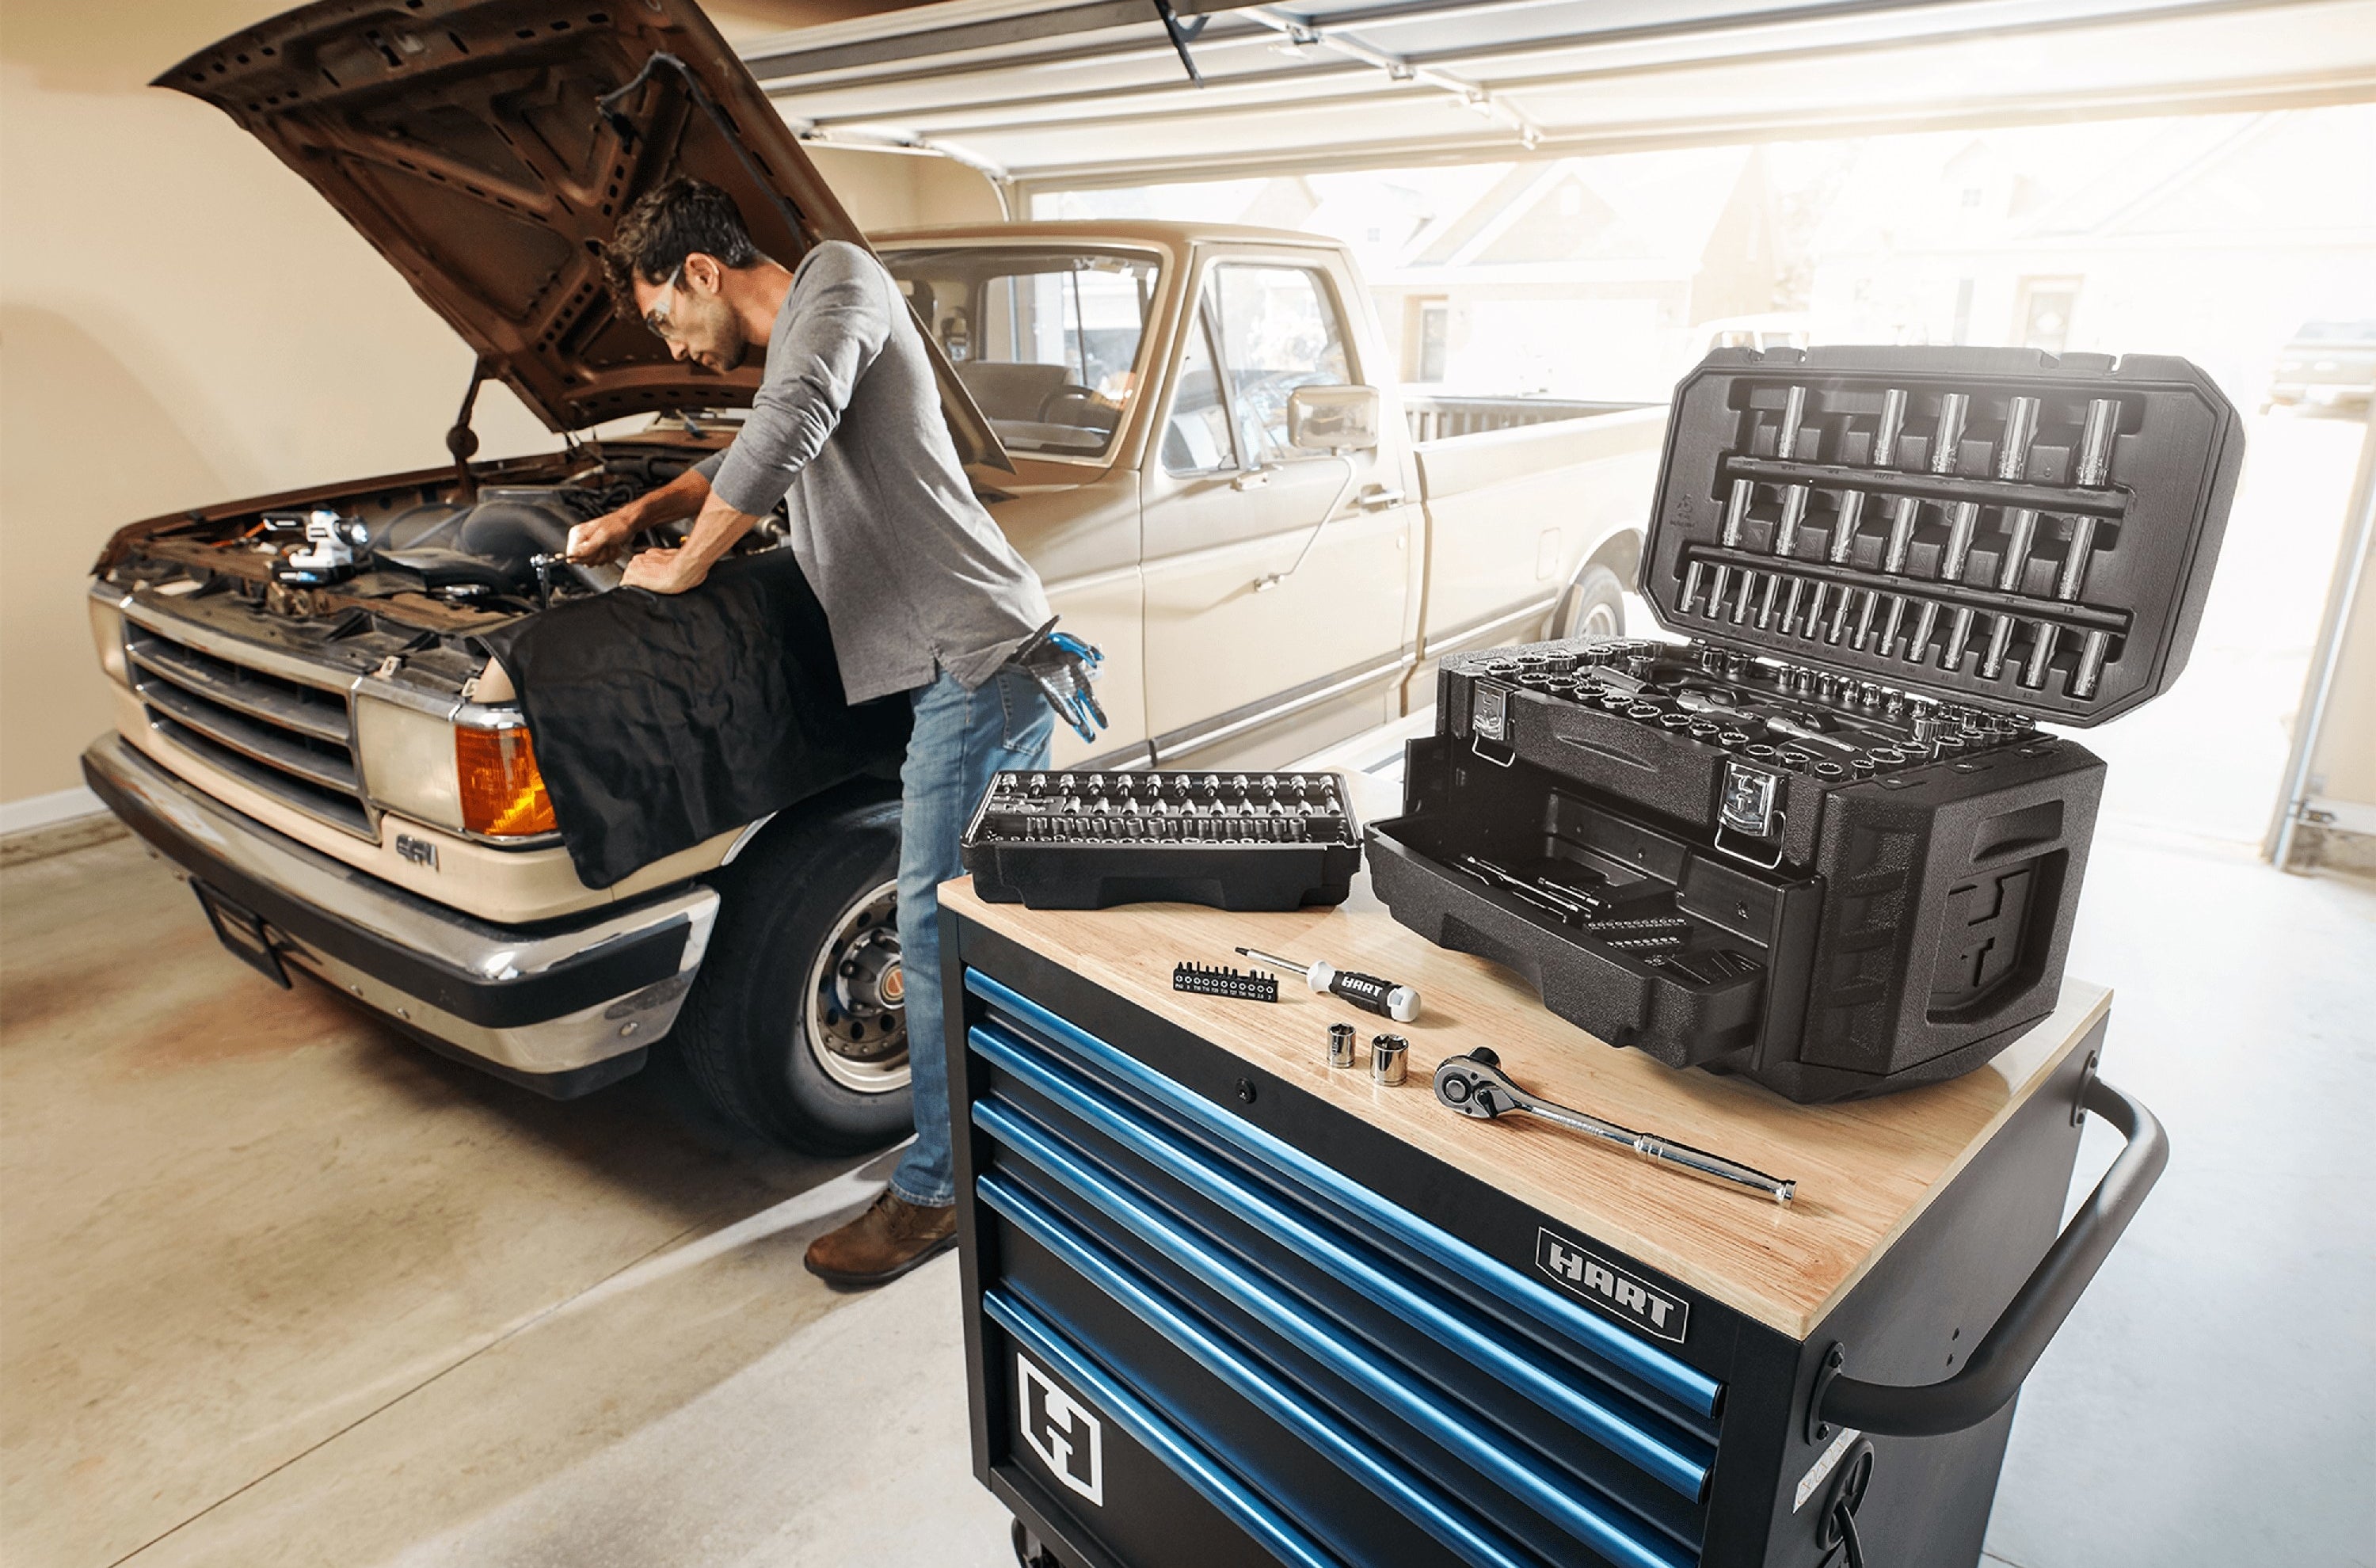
left=675, top=493, right=764, bottom=579
left=623, top=466, right=712, bottom=531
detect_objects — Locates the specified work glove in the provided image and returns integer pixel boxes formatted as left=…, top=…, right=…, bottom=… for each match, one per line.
left=1011, top=618, right=1108, bottom=744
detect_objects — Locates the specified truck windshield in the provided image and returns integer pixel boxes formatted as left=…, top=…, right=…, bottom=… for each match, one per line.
left=881, top=246, right=1158, bottom=460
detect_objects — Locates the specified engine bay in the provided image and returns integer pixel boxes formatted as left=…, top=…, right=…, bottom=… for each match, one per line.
left=95, top=440, right=786, bottom=639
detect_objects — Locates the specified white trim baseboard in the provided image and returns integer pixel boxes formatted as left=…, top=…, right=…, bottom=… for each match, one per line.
left=0, top=786, right=106, bottom=836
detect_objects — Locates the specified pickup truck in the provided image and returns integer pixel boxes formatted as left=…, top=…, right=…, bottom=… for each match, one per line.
left=82, top=0, right=1664, bottom=1152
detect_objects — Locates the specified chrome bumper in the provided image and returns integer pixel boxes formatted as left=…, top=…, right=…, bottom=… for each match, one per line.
left=82, top=733, right=718, bottom=1095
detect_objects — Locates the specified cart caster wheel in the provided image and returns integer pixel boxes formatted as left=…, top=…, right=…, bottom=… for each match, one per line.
left=1011, top=1519, right=1060, bottom=1568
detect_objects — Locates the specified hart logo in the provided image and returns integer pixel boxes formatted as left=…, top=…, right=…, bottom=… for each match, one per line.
left=1536, top=1229, right=1689, bottom=1343
left=1017, top=1353, right=1104, bottom=1506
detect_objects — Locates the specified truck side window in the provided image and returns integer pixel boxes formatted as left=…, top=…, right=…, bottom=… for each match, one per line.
left=1208, top=265, right=1352, bottom=466
left=1162, top=302, right=1239, bottom=474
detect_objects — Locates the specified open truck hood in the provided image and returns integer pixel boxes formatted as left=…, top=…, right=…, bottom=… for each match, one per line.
left=158, top=0, right=1007, bottom=466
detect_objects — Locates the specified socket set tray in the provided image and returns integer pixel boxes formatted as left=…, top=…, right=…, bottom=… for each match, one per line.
left=961, top=769, right=1361, bottom=911
left=1369, top=345, right=2241, bottom=1102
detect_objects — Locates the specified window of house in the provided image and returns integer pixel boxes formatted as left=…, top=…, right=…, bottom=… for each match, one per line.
left=2015, top=278, right=2081, bottom=356
left=1416, top=301, right=1449, bottom=383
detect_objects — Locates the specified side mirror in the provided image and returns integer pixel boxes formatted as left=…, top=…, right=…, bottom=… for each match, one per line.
left=1287, top=384, right=1381, bottom=453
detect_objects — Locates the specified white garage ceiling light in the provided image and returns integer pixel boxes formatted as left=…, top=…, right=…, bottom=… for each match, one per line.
left=738, top=0, right=2376, bottom=191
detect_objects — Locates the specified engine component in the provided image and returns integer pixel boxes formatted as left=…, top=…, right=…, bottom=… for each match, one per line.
left=270, top=509, right=367, bottom=585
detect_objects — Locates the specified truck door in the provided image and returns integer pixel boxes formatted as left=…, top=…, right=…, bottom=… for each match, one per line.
left=1139, top=254, right=1413, bottom=762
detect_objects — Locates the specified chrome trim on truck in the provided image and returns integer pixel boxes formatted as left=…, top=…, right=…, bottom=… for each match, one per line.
left=1150, top=649, right=1416, bottom=765
left=1419, top=594, right=1561, bottom=662
left=82, top=733, right=715, bottom=1091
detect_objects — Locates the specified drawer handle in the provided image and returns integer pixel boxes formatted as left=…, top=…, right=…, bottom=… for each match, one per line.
left=1812, top=1071, right=2168, bottom=1440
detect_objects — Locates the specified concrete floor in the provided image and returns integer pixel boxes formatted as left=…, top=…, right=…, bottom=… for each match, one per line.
left=4, top=818, right=2370, bottom=1567
left=0, top=828, right=1011, bottom=1568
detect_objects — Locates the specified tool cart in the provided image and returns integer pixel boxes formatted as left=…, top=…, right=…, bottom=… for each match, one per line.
left=938, top=881, right=2162, bottom=1568
left=933, top=344, right=2229, bottom=1566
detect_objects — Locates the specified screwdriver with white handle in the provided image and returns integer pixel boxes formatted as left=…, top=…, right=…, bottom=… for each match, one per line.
left=1236, top=947, right=1422, bottom=1022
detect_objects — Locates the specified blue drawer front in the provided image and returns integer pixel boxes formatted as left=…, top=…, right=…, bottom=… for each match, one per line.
left=984, top=1288, right=1345, bottom=1568
left=966, top=969, right=1719, bottom=1568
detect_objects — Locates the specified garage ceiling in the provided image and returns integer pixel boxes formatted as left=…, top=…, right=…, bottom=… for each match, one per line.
left=738, top=0, right=2376, bottom=190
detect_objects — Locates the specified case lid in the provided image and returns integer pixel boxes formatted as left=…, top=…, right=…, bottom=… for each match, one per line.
left=1642, top=346, right=2242, bottom=725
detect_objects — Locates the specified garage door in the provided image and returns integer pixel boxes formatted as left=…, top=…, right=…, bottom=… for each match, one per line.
left=738, top=0, right=2376, bottom=192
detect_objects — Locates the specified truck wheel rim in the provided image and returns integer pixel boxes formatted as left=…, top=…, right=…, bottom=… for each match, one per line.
left=803, top=880, right=910, bottom=1095
left=1575, top=597, right=1621, bottom=638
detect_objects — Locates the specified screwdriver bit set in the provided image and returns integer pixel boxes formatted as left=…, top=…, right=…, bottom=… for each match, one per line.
left=1369, top=345, right=2241, bottom=1102
left=961, top=769, right=1361, bottom=911
left=1171, top=962, right=1279, bottom=1003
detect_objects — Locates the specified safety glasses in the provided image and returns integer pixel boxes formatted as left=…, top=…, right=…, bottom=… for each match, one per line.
left=642, top=262, right=688, bottom=341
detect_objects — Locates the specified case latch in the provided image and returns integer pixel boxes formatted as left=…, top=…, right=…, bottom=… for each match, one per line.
left=1718, top=761, right=1780, bottom=837
left=1470, top=680, right=1511, bottom=742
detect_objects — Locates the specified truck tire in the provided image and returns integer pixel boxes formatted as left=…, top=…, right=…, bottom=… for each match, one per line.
left=1555, top=563, right=1628, bottom=640
left=672, top=788, right=917, bottom=1153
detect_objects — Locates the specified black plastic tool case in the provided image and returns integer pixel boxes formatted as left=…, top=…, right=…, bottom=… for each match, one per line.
left=962, top=769, right=1361, bottom=911
left=1369, top=346, right=2241, bottom=1101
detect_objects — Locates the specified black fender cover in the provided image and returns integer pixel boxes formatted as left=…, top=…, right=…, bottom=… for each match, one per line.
left=481, top=547, right=910, bottom=888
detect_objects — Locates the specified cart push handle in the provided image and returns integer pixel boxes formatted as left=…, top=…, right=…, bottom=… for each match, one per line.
left=1811, top=1071, right=2168, bottom=1441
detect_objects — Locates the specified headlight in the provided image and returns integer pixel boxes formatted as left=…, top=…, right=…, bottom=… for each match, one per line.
left=355, top=696, right=463, bottom=830
left=356, top=696, right=557, bottom=839
left=89, top=596, right=129, bottom=686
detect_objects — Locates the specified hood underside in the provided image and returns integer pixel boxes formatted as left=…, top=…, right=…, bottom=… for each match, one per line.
left=159, top=0, right=1003, bottom=464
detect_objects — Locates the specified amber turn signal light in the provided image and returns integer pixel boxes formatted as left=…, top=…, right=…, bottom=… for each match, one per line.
left=455, top=725, right=556, bottom=837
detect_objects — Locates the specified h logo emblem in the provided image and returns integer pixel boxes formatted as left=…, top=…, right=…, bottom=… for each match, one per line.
left=1018, top=1353, right=1104, bottom=1506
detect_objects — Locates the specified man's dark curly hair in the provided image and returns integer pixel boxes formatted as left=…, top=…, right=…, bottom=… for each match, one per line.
left=601, top=175, right=763, bottom=312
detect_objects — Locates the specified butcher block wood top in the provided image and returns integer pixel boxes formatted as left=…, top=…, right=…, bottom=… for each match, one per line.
left=942, top=875, right=2111, bottom=1341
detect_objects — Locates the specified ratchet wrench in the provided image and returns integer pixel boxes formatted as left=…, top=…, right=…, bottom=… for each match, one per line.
left=1434, top=1049, right=1797, bottom=1204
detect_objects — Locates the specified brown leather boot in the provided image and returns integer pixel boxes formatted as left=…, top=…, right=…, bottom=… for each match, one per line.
left=804, top=1189, right=958, bottom=1289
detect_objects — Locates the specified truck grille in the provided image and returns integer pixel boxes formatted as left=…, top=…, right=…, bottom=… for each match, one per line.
left=125, top=620, right=372, bottom=838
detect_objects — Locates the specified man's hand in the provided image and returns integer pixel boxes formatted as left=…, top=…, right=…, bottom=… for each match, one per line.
left=620, top=546, right=710, bottom=595
left=565, top=509, right=640, bottom=565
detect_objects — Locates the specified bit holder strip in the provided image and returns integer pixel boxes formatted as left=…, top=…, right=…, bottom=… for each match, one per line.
left=1172, top=962, right=1279, bottom=1003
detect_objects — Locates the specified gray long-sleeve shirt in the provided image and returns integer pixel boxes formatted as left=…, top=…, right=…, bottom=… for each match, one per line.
left=694, top=240, right=1049, bottom=704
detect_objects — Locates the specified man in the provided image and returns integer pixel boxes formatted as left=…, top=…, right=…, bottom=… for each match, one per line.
left=569, top=177, right=1055, bottom=1288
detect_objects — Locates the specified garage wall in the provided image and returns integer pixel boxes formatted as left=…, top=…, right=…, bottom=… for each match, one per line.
left=0, top=3, right=1003, bottom=816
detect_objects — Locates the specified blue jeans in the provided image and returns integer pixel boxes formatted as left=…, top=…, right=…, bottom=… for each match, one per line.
left=889, top=664, right=1053, bottom=1208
